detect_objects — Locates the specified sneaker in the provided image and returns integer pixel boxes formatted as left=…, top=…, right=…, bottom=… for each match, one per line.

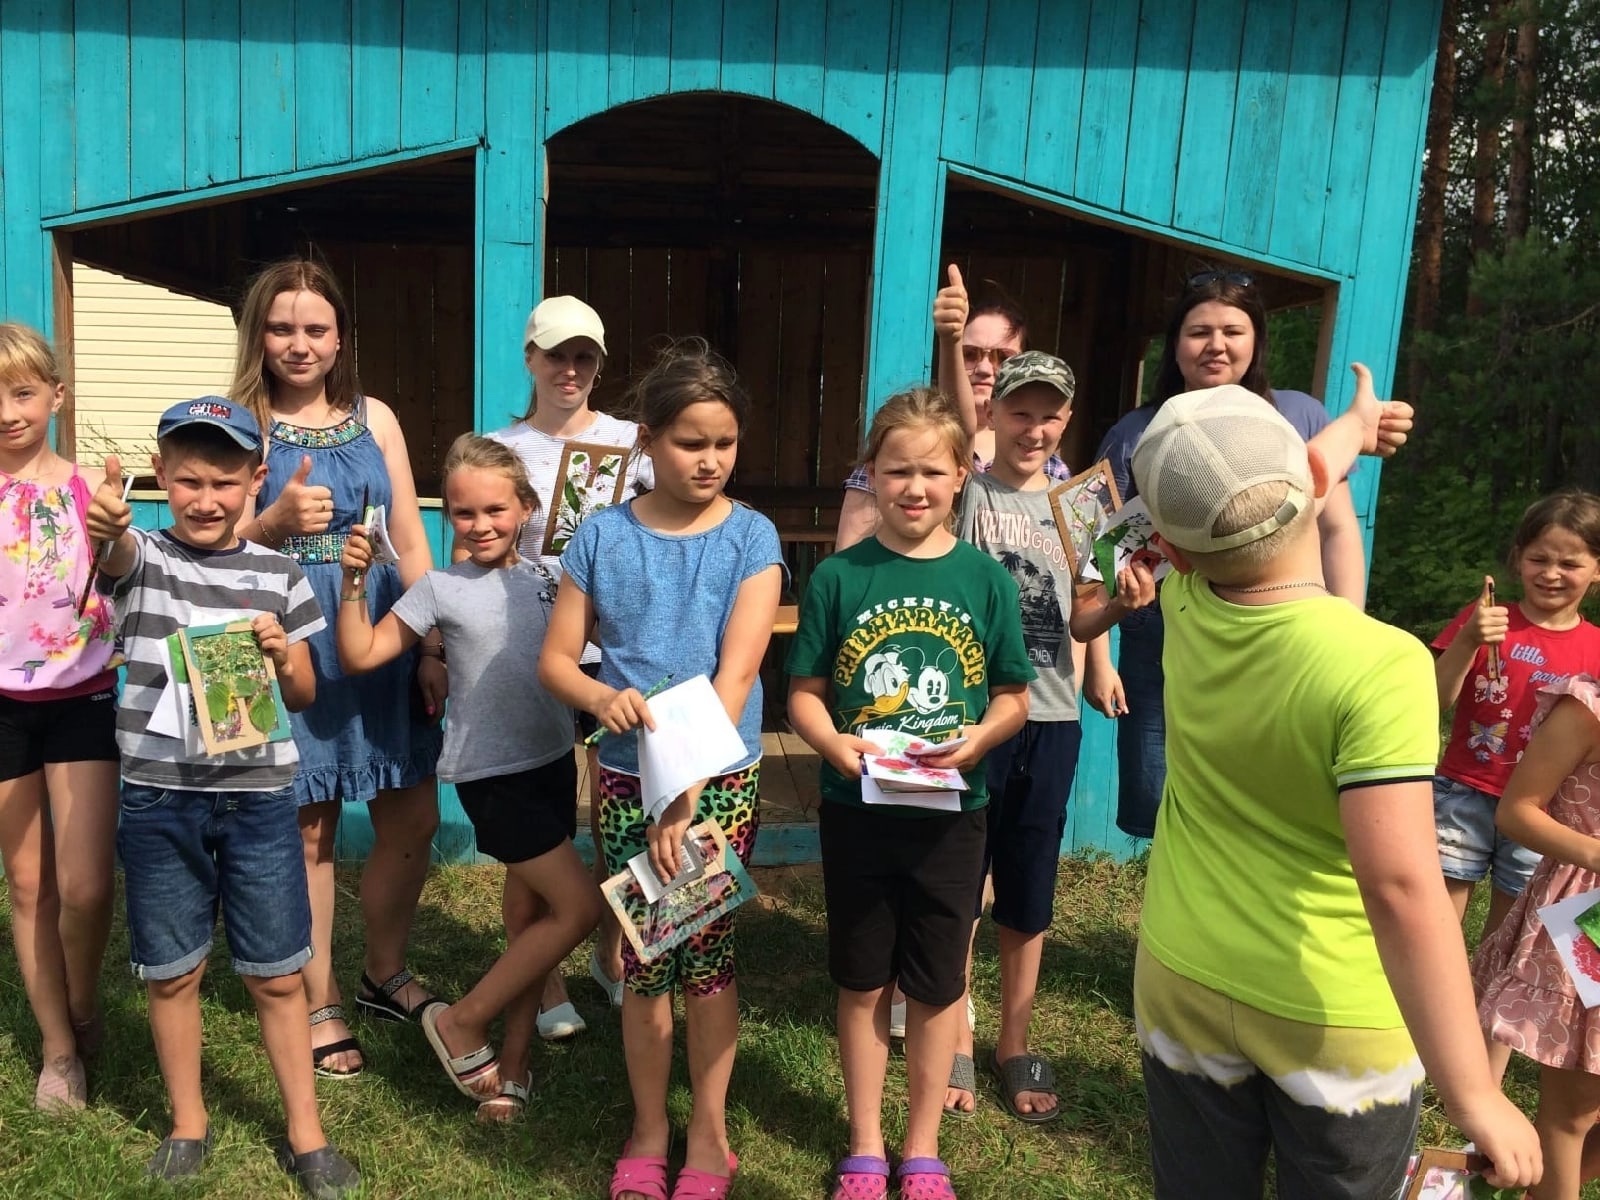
left=890, top=995, right=973, bottom=1040
left=589, top=947, right=624, bottom=1008
left=536, top=1001, right=587, bottom=1041
left=888, top=997, right=906, bottom=1040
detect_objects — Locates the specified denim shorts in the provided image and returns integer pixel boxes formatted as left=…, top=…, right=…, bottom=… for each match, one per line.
left=118, top=782, right=313, bottom=981
left=1432, top=775, right=1541, bottom=895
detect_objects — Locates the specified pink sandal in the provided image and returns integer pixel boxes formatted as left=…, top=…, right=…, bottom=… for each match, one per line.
left=831, top=1155, right=891, bottom=1200
left=670, top=1152, right=738, bottom=1199
left=610, top=1142, right=670, bottom=1200
left=896, top=1157, right=957, bottom=1200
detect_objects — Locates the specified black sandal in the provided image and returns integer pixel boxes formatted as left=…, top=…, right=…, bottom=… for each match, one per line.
left=354, top=968, right=436, bottom=1023
left=309, top=1004, right=363, bottom=1079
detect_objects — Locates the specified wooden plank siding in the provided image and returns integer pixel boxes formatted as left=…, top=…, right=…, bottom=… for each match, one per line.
left=0, top=0, right=1442, bottom=864
left=70, top=265, right=238, bottom=466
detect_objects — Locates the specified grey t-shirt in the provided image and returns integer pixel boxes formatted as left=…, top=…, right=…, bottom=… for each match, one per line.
left=389, top=560, right=573, bottom=783
left=958, top=472, right=1080, bottom=721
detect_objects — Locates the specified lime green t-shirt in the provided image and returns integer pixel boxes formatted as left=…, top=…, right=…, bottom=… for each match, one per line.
left=785, top=537, right=1036, bottom=812
left=1139, top=569, right=1440, bottom=1029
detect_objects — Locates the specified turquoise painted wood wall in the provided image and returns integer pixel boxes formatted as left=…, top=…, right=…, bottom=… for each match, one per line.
left=3, top=0, right=1441, bottom=863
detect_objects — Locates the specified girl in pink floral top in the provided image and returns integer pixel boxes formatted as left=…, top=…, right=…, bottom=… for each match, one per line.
left=1475, top=673, right=1600, bottom=1199
left=0, top=322, right=120, bottom=1112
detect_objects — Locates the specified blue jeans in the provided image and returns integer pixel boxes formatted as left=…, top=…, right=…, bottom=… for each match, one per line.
left=119, top=783, right=312, bottom=980
left=1116, top=608, right=1167, bottom=839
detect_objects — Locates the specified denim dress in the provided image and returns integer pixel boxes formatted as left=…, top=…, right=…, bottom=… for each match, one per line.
left=259, top=401, right=441, bottom=805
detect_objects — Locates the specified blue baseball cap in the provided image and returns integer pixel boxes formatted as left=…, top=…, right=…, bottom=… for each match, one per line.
left=156, top=397, right=263, bottom=452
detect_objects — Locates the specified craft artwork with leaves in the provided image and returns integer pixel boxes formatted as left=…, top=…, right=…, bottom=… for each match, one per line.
left=601, top=821, right=758, bottom=963
left=541, top=441, right=632, bottom=558
left=1046, top=459, right=1121, bottom=581
left=176, top=620, right=293, bottom=756
left=1401, top=1147, right=1517, bottom=1199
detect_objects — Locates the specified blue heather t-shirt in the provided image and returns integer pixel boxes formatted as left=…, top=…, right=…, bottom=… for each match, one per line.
left=560, top=500, right=784, bottom=776
left=1095, top=388, right=1345, bottom=501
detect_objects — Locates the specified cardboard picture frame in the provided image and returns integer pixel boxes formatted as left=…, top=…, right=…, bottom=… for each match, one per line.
left=601, top=820, right=759, bottom=963
left=177, top=620, right=292, bottom=756
left=1046, top=458, right=1122, bottom=580
left=540, top=440, right=636, bottom=558
left=1402, top=1147, right=1499, bottom=1199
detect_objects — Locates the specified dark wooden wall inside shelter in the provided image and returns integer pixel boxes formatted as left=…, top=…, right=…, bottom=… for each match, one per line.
left=545, top=96, right=878, bottom=529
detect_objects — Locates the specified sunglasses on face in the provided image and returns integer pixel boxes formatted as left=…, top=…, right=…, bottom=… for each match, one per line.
left=961, top=345, right=1013, bottom=369
left=1186, top=270, right=1255, bottom=290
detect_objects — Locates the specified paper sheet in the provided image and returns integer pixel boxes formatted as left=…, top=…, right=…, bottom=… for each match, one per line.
left=361, top=503, right=400, bottom=567
left=147, top=635, right=206, bottom=756
left=859, top=775, right=962, bottom=811
left=636, top=674, right=749, bottom=823
left=627, top=837, right=707, bottom=905
left=1537, top=887, right=1600, bottom=1008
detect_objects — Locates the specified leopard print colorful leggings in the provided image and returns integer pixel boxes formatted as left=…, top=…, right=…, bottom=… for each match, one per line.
left=597, top=763, right=760, bottom=998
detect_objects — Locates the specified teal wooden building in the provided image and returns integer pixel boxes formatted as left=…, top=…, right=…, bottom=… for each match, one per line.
left=0, top=0, right=1440, bottom=863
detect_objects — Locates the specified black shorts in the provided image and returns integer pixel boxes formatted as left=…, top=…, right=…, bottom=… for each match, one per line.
left=819, top=802, right=987, bottom=1007
left=454, top=755, right=579, bottom=865
left=575, top=661, right=602, bottom=739
left=0, top=688, right=119, bottom=782
left=981, top=720, right=1083, bottom=934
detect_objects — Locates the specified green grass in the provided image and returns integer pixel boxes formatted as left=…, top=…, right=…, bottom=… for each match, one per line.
left=0, top=857, right=1573, bottom=1198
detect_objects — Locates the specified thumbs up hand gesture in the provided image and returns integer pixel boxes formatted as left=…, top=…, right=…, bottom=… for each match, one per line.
left=933, top=263, right=970, bottom=344
left=277, top=454, right=335, bottom=535
left=86, top=455, right=133, bottom=542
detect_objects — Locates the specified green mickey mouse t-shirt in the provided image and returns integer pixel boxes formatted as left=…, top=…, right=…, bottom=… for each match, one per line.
left=786, top=537, right=1035, bottom=811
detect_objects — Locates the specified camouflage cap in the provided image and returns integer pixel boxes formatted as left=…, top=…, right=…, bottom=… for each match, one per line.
left=991, top=350, right=1076, bottom=407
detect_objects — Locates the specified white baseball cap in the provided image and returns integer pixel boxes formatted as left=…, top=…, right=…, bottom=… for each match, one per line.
left=1131, top=384, right=1311, bottom=554
left=524, top=296, right=607, bottom=354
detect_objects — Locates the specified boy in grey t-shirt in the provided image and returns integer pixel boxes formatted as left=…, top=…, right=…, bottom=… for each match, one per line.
left=953, top=351, right=1115, bottom=1123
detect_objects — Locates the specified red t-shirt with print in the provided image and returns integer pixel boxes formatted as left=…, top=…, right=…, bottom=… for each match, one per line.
left=1434, top=601, right=1600, bottom=794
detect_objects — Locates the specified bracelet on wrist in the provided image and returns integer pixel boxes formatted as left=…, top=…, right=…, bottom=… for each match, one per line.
left=340, top=591, right=366, bottom=603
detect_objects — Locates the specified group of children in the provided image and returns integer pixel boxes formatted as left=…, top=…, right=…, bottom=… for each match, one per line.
left=4, top=252, right=1600, bottom=1200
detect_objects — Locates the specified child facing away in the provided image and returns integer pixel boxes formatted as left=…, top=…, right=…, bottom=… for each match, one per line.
left=0, top=323, right=120, bottom=1111
left=538, top=340, right=783, bottom=1200
left=787, top=389, right=1034, bottom=1200
left=947, top=340, right=1127, bottom=1123
left=1124, top=384, right=1539, bottom=1198
left=1474, top=672, right=1600, bottom=1200
left=1432, top=494, right=1600, bottom=946
left=337, top=433, right=603, bottom=1122
left=85, top=398, right=358, bottom=1197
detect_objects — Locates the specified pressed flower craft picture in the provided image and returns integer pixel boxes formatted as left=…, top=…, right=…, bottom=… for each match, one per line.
left=177, top=621, right=293, bottom=756
left=1046, top=459, right=1120, bottom=580
left=541, top=441, right=633, bottom=558
left=602, top=820, right=758, bottom=963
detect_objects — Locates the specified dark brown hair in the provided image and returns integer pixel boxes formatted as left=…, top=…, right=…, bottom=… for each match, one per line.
left=967, top=282, right=1029, bottom=350
left=629, top=337, right=750, bottom=434
left=229, top=257, right=360, bottom=433
left=1151, top=269, right=1271, bottom=405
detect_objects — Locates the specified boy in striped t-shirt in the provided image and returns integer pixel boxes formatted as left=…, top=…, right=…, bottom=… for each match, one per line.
left=86, top=398, right=358, bottom=1198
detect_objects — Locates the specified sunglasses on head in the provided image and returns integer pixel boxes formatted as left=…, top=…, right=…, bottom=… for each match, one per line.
left=961, top=345, right=1013, bottom=369
left=1186, top=270, right=1255, bottom=290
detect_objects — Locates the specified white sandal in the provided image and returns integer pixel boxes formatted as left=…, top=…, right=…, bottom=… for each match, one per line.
left=476, top=1071, right=532, bottom=1123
